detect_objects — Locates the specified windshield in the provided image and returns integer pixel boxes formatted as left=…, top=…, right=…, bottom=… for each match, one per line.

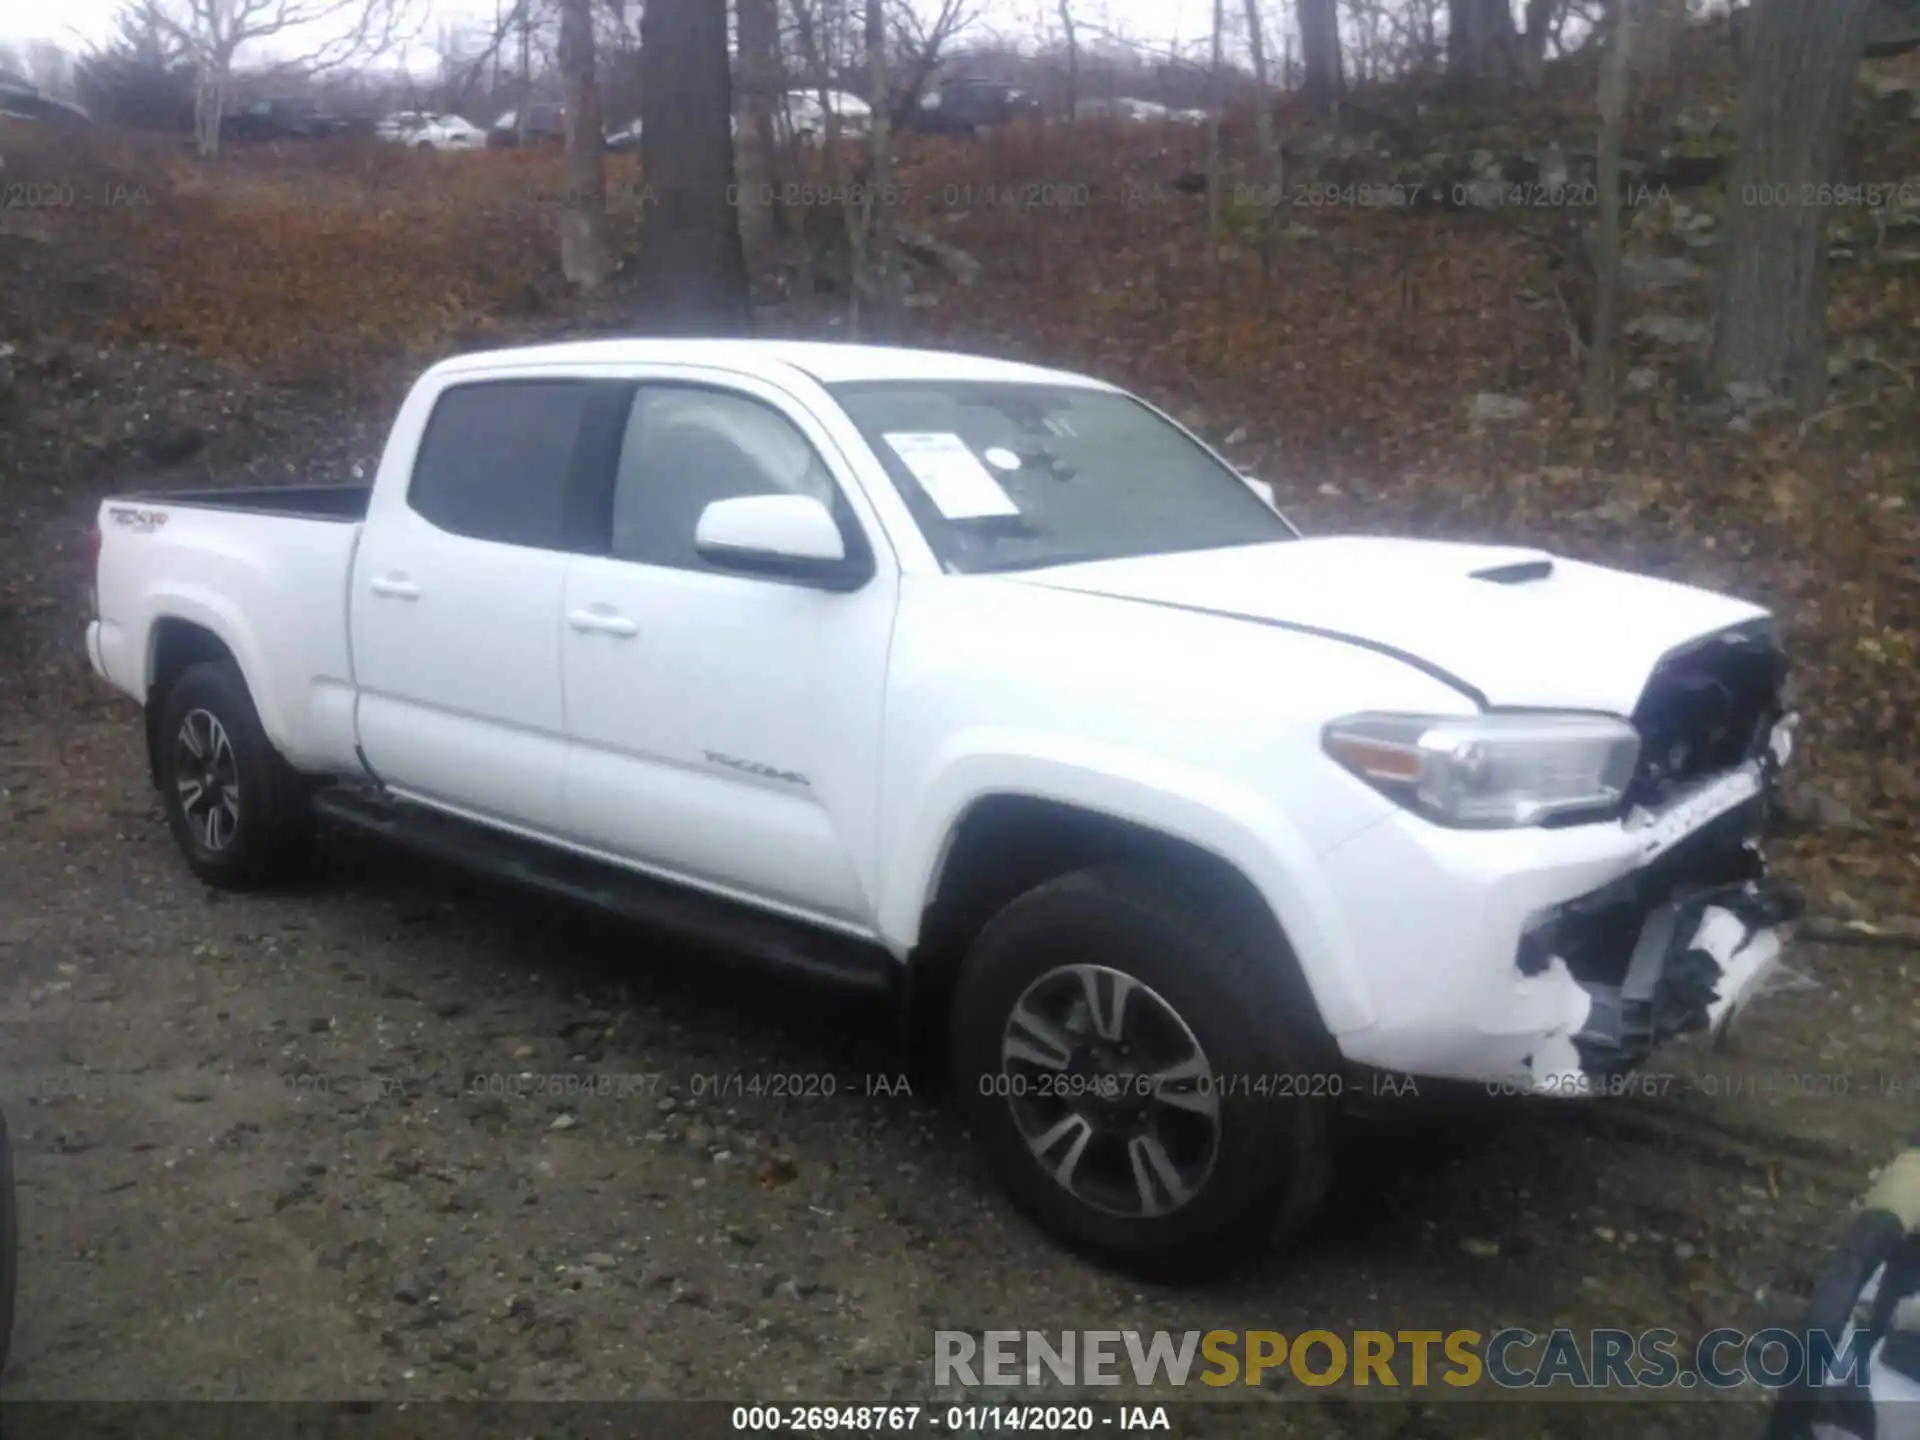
left=830, top=380, right=1293, bottom=574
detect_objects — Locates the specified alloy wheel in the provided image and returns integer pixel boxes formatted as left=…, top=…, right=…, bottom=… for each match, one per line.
left=998, top=963, right=1220, bottom=1219
left=174, top=708, right=240, bottom=852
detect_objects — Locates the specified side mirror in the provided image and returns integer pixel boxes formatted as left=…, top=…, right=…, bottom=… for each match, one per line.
left=693, top=494, right=869, bottom=589
left=1239, top=473, right=1277, bottom=509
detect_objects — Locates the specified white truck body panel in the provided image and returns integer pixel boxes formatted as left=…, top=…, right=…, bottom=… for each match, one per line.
left=87, top=338, right=1797, bottom=1093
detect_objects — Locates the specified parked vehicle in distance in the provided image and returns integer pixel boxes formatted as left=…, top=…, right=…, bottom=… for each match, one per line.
left=0, top=67, right=91, bottom=125
left=905, top=79, right=1042, bottom=136
left=375, top=109, right=432, bottom=141
left=779, top=88, right=871, bottom=145
left=413, top=114, right=485, bottom=151
left=222, top=97, right=346, bottom=142
left=377, top=111, right=485, bottom=150
left=488, top=103, right=568, bottom=147
left=86, top=339, right=1804, bottom=1278
left=1076, top=98, right=1210, bottom=125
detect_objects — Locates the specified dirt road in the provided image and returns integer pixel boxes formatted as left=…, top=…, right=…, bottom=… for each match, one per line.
left=1, top=349, right=1914, bottom=1440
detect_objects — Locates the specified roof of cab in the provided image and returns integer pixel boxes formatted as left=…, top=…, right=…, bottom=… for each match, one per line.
left=427, top=339, right=1116, bottom=391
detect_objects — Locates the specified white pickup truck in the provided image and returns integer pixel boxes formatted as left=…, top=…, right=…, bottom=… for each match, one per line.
left=86, top=339, right=1802, bottom=1276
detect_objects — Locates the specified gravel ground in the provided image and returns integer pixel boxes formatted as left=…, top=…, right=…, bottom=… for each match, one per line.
left=1, top=342, right=1916, bottom=1440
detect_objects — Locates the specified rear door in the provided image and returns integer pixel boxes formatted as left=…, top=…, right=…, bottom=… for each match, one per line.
left=350, top=376, right=619, bottom=836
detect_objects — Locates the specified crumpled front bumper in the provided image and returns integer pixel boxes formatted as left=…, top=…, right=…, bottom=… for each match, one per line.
left=1519, top=787, right=1803, bottom=1087
left=1562, top=873, right=1802, bottom=1079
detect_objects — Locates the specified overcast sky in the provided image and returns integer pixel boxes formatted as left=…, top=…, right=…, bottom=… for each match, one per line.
left=1, top=0, right=1231, bottom=70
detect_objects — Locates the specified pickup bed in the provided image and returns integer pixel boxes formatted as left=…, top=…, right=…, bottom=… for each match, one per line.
left=87, top=339, right=1803, bottom=1277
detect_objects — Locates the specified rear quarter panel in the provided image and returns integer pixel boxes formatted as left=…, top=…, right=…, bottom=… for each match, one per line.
left=94, top=499, right=364, bottom=773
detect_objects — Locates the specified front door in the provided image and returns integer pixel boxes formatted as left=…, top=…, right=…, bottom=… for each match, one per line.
left=560, top=376, right=895, bottom=928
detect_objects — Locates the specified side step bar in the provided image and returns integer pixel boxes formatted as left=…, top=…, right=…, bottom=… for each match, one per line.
left=312, top=788, right=900, bottom=996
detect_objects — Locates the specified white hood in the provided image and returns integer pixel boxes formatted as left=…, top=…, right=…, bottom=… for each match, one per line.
left=1008, top=537, right=1771, bottom=714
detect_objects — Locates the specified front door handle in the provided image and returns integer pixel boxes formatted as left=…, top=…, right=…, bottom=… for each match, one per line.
left=567, top=609, right=638, bottom=638
left=369, top=575, right=421, bottom=600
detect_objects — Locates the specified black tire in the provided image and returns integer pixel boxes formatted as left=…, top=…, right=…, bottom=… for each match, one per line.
left=951, top=865, right=1336, bottom=1281
left=154, top=660, right=314, bottom=890
left=0, top=1109, right=14, bottom=1379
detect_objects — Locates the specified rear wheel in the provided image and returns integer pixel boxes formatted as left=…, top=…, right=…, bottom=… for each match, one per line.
left=155, top=660, right=314, bottom=890
left=950, top=865, right=1336, bottom=1280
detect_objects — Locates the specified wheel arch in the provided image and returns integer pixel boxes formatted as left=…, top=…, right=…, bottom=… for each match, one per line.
left=898, top=784, right=1371, bottom=1071
left=142, top=615, right=260, bottom=787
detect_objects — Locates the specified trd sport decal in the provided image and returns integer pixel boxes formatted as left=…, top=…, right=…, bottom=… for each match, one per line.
left=703, top=751, right=810, bottom=788
left=108, top=507, right=169, bottom=531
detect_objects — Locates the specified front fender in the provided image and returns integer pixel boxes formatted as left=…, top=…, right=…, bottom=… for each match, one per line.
left=877, top=730, right=1376, bottom=1037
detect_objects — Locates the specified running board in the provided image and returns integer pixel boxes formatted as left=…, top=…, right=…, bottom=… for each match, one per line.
left=312, top=788, right=899, bottom=996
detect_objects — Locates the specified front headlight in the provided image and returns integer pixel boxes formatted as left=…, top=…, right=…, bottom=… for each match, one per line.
left=1323, top=712, right=1641, bottom=828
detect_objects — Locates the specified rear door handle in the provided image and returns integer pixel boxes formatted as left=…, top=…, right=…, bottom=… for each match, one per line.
left=567, top=609, right=638, bottom=638
left=369, top=576, right=421, bottom=600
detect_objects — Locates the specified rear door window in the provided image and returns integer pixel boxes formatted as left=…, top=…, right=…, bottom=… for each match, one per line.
left=408, top=380, right=597, bottom=550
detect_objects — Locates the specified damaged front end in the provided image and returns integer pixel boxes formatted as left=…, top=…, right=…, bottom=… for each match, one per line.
left=1519, top=622, right=1803, bottom=1083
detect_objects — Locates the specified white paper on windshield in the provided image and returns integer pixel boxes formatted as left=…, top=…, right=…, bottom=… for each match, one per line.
left=883, top=432, right=1020, bottom=519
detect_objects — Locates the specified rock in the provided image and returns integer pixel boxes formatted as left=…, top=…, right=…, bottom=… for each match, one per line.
left=1624, top=367, right=1661, bottom=395
left=1467, top=392, right=1533, bottom=424
left=139, top=422, right=207, bottom=467
left=684, top=1122, right=714, bottom=1150
left=548, top=1113, right=577, bottom=1131
left=581, top=1252, right=617, bottom=1269
left=1461, top=1238, right=1500, bottom=1259
left=1626, top=315, right=1710, bottom=348
left=898, top=230, right=983, bottom=287
left=1799, top=787, right=1866, bottom=831
left=528, top=1317, right=576, bottom=1360
left=1622, top=254, right=1704, bottom=292
left=394, top=1277, right=423, bottom=1304
left=1862, top=66, right=1920, bottom=99
left=1458, top=179, right=1506, bottom=210
left=1725, top=380, right=1781, bottom=409
left=1675, top=104, right=1726, bottom=141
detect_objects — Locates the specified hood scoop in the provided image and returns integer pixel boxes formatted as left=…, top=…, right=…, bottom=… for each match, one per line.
left=1470, top=558, right=1555, bottom=585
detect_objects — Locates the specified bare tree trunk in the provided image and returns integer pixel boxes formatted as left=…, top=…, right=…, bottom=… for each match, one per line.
left=556, top=0, right=611, bottom=288
left=193, top=64, right=222, bottom=156
left=1712, top=0, right=1872, bottom=409
left=516, top=0, right=531, bottom=145
left=1243, top=0, right=1280, bottom=182
left=1448, top=0, right=1519, bottom=84
left=1298, top=0, right=1343, bottom=114
left=734, top=0, right=785, bottom=255
left=1058, top=0, right=1078, bottom=119
left=1206, top=0, right=1225, bottom=271
left=1585, top=0, right=1634, bottom=420
left=632, top=0, right=753, bottom=334
left=852, top=0, right=901, bottom=339
left=1520, top=0, right=1558, bottom=84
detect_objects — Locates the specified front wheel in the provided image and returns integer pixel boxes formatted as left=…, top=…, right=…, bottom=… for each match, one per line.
left=155, top=660, right=314, bottom=890
left=950, top=865, right=1335, bottom=1280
